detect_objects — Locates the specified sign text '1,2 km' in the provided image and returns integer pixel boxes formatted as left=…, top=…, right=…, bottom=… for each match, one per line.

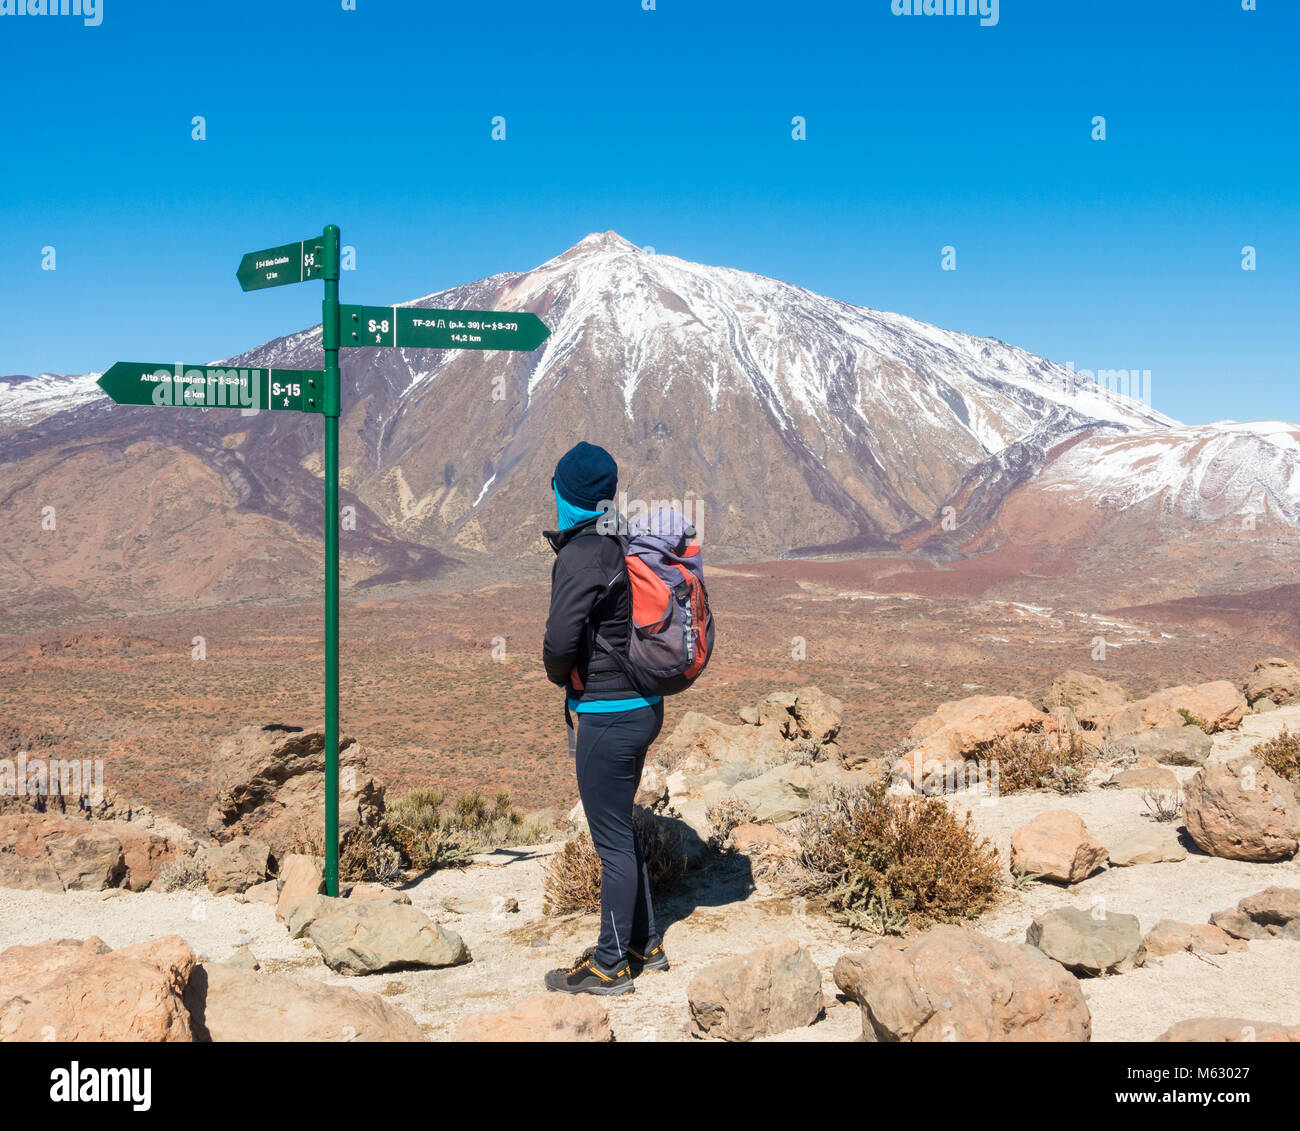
left=339, top=304, right=551, bottom=351
left=96, top=362, right=325, bottom=412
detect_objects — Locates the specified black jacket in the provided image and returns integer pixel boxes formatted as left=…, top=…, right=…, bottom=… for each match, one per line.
left=542, top=517, right=637, bottom=700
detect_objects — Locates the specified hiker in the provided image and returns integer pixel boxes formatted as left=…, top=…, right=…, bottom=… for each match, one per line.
left=540, top=442, right=668, bottom=995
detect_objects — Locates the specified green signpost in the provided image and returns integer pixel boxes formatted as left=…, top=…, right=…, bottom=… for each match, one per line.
left=236, top=237, right=326, bottom=291
left=98, top=362, right=324, bottom=412
left=96, top=224, right=550, bottom=896
left=340, top=304, right=551, bottom=352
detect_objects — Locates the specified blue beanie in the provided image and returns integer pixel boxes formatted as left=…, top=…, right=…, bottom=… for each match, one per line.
left=553, top=442, right=618, bottom=510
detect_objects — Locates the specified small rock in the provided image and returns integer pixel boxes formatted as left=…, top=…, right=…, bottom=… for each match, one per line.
left=687, top=938, right=823, bottom=1041
left=1104, top=766, right=1181, bottom=792
left=1009, top=810, right=1108, bottom=884
left=1236, top=886, right=1300, bottom=928
left=738, top=705, right=761, bottom=726
left=1115, top=726, right=1212, bottom=766
left=1107, top=826, right=1188, bottom=867
left=276, top=854, right=325, bottom=922
left=1144, top=920, right=1245, bottom=957
left=1208, top=908, right=1273, bottom=941
left=1156, top=1018, right=1300, bottom=1042
left=203, top=836, right=270, bottom=895
left=1242, top=657, right=1300, bottom=707
left=1026, top=906, right=1146, bottom=976
left=307, top=901, right=471, bottom=975
left=239, top=879, right=279, bottom=905
left=453, top=993, right=612, bottom=1042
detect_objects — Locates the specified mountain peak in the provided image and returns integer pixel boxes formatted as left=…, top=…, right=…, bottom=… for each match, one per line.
left=559, top=230, right=642, bottom=257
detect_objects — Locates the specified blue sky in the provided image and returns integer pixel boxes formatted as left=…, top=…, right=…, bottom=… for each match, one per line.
left=1, top=0, right=1295, bottom=425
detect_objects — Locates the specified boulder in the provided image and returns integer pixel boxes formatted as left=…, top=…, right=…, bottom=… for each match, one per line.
left=1156, top=1018, right=1300, bottom=1043
left=1026, top=907, right=1146, bottom=975
left=0, top=812, right=130, bottom=892
left=205, top=724, right=385, bottom=859
left=1144, top=920, right=1245, bottom=957
left=1103, top=766, right=1181, bottom=792
left=790, top=687, right=844, bottom=744
left=1182, top=756, right=1300, bottom=862
left=0, top=935, right=196, bottom=1041
left=1106, top=681, right=1247, bottom=738
left=306, top=901, right=471, bottom=975
left=897, top=696, right=1050, bottom=787
left=116, top=824, right=188, bottom=891
left=1243, top=658, right=1300, bottom=706
left=275, top=853, right=325, bottom=921
left=453, top=993, right=612, bottom=1042
left=1048, top=670, right=1129, bottom=730
left=730, top=762, right=817, bottom=823
left=1114, top=726, right=1212, bottom=767
left=834, top=925, right=1090, bottom=1042
left=203, top=836, right=270, bottom=895
left=687, top=938, right=823, bottom=1041
left=655, top=711, right=791, bottom=775
left=1106, top=826, right=1188, bottom=867
left=184, top=961, right=424, bottom=1041
left=1009, top=810, right=1108, bottom=884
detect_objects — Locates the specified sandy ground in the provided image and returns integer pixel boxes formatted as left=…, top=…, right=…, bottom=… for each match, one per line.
left=1, top=706, right=1297, bottom=1042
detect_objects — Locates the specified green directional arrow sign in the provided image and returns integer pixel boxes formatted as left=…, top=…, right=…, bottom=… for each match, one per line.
left=236, top=237, right=326, bottom=291
left=338, top=305, right=550, bottom=351
left=97, top=362, right=325, bottom=413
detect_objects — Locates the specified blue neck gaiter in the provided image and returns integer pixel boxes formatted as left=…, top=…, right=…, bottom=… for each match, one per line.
left=554, top=484, right=604, bottom=531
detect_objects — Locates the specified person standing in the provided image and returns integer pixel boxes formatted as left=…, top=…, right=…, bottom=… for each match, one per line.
left=541, top=442, right=668, bottom=995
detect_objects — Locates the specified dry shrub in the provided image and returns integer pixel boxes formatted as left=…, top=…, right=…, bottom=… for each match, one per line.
left=542, top=807, right=686, bottom=916
left=982, top=728, right=1090, bottom=795
left=158, top=853, right=208, bottom=892
left=281, top=816, right=393, bottom=883
left=706, top=797, right=757, bottom=852
left=385, top=788, right=551, bottom=873
left=1251, top=726, right=1300, bottom=786
left=783, top=780, right=1000, bottom=933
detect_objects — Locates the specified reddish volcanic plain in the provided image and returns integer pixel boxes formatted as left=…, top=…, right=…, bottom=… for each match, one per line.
left=3, top=554, right=1296, bottom=833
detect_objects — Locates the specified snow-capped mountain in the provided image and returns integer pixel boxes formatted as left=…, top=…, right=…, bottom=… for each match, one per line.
left=1, top=231, right=1296, bottom=608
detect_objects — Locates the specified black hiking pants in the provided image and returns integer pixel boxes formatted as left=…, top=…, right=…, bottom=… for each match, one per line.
left=571, top=701, right=665, bottom=969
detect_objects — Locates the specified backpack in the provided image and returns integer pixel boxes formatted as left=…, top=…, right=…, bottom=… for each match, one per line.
left=593, top=507, right=715, bottom=697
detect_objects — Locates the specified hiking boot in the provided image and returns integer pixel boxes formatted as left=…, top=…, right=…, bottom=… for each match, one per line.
left=544, top=951, right=634, bottom=996
left=580, top=936, right=669, bottom=974
left=629, top=936, right=670, bottom=972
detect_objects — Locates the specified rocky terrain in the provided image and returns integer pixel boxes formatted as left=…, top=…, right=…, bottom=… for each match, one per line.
left=2, top=656, right=1298, bottom=1042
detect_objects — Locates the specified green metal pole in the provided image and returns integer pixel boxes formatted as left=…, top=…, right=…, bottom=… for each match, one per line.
left=322, top=224, right=341, bottom=897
